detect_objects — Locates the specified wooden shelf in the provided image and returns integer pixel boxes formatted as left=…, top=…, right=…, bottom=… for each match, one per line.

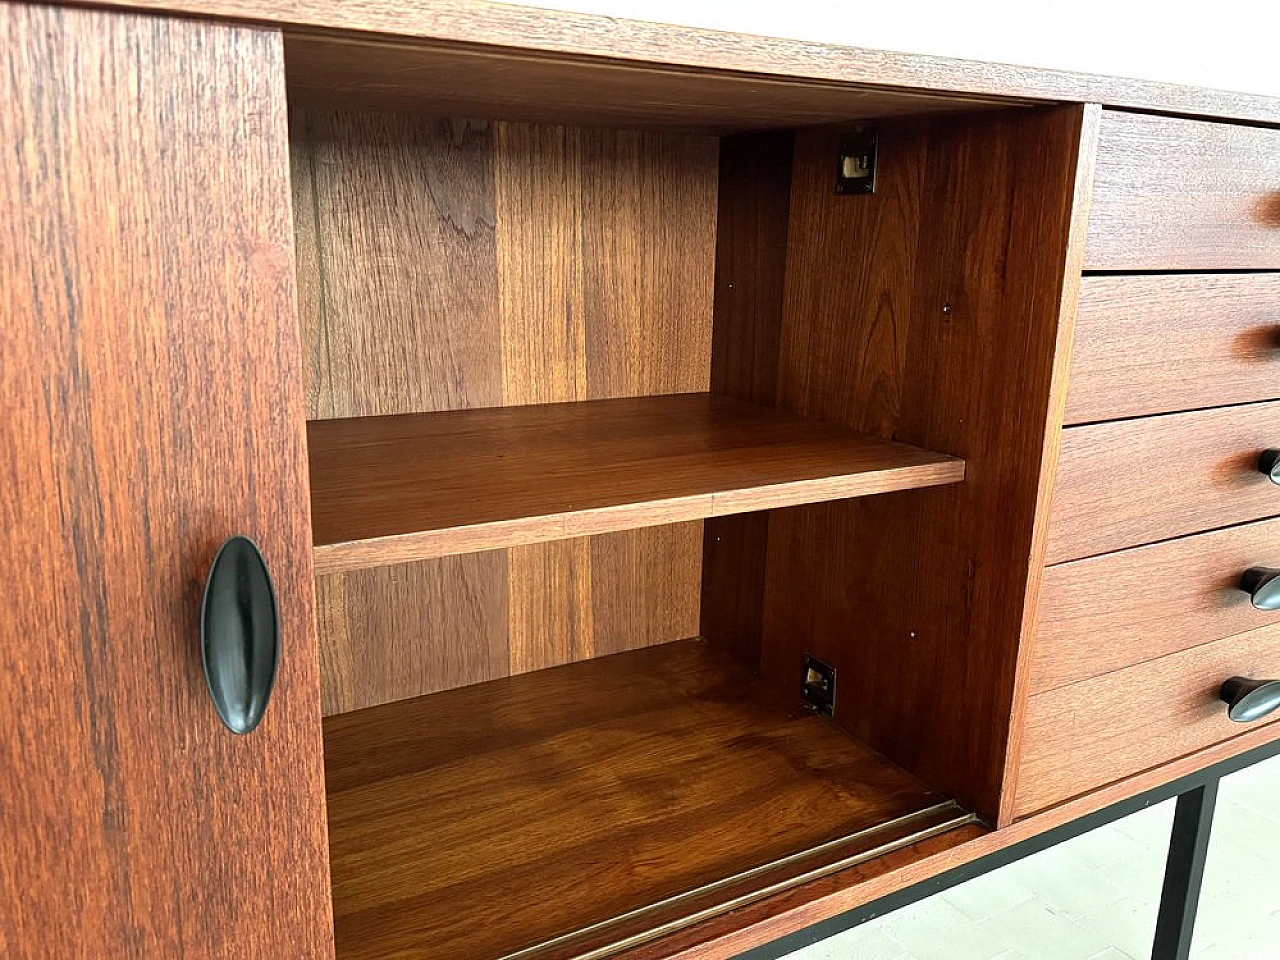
left=309, top=393, right=964, bottom=572
left=324, top=639, right=973, bottom=960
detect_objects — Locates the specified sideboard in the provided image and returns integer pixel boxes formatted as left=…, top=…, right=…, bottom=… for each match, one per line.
left=3, top=2, right=1278, bottom=957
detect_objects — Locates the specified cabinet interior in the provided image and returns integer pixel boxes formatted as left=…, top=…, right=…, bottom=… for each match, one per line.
left=288, top=46, right=1086, bottom=958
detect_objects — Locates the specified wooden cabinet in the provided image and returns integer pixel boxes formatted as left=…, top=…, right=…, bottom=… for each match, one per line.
left=5, top=4, right=1279, bottom=958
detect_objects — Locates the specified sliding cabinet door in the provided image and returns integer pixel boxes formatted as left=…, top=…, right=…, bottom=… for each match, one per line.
left=0, top=4, right=333, bottom=956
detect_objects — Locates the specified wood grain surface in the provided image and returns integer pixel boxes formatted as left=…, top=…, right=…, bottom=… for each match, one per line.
left=316, top=524, right=701, bottom=714
left=285, top=33, right=1006, bottom=131
left=1029, top=514, right=1280, bottom=696
left=1032, top=517, right=1280, bottom=694
left=1047, top=401, right=1280, bottom=564
left=296, top=108, right=719, bottom=712
left=293, top=109, right=503, bottom=418
left=0, top=5, right=333, bottom=956
left=994, top=103, right=1103, bottom=825
left=615, top=823, right=991, bottom=960
left=700, top=131, right=794, bottom=673
left=617, top=717, right=1280, bottom=959
left=61, top=0, right=1280, bottom=124
left=293, top=108, right=717, bottom=419
left=324, top=639, right=951, bottom=960
left=1066, top=274, right=1280, bottom=424
left=1015, top=624, right=1280, bottom=816
left=717, top=106, right=1095, bottom=820
left=308, top=394, right=964, bottom=572
left=517, top=805, right=972, bottom=960
left=1086, top=110, right=1280, bottom=270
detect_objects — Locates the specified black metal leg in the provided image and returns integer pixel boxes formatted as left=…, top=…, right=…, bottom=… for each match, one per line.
left=1151, top=779, right=1220, bottom=960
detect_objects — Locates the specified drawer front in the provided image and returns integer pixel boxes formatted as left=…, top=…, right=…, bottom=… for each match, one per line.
left=1015, top=625, right=1280, bottom=816
left=1046, top=401, right=1280, bottom=564
left=1032, top=518, right=1280, bottom=695
left=1065, top=274, right=1280, bottom=425
left=1085, top=111, right=1280, bottom=271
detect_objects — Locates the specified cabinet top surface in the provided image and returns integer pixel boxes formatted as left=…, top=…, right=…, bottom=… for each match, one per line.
left=63, top=0, right=1280, bottom=124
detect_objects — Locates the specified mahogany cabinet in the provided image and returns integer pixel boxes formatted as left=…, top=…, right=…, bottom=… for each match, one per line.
left=3, top=2, right=1277, bottom=957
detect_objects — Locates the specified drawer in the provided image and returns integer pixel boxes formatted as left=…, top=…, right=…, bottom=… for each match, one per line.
left=1032, top=517, right=1280, bottom=694
left=1046, top=401, right=1280, bottom=564
left=1085, top=111, right=1280, bottom=270
left=1015, top=625, right=1280, bottom=816
left=1065, top=274, right=1280, bottom=425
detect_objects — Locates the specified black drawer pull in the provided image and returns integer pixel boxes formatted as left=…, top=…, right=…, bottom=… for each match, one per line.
left=1220, top=677, right=1280, bottom=723
left=1259, top=450, right=1280, bottom=485
left=1239, top=566, right=1280, bottom=610
left=200, top=536, right=280, bottom=734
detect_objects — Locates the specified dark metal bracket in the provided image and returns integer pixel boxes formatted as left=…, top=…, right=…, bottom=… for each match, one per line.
left=835, top=129, right=877, bottom=195
left=801, top=654, right=836, bottom=716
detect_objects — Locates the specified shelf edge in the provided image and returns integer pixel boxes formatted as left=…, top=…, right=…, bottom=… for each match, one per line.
left=312, top=456, right=964, bottom=574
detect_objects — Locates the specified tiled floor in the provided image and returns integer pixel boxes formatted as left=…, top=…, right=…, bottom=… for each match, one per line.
left=787, top=756, right=1280, bottom=960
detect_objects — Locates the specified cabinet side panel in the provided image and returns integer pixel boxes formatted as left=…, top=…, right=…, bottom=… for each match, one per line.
left=701, top=131, right=794, bottom=671
left=999, top=104, right=1101, bottom=824
left=0, top=5, right=333, bottom=956
left=760, top=107, right=1092, bottom=817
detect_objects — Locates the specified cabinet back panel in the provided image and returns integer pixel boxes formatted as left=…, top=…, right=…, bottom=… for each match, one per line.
left=293, top=108, right=716, bottom=712
left=315, top=525, right=701, bottom=715
left=291, top=107, right=718, bottom=418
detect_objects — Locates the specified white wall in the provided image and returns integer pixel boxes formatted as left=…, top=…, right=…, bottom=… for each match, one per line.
left=511, top=0, right=1280, bottom=98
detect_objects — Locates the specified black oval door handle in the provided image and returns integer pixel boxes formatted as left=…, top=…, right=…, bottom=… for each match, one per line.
left=1220, top=676, right=1280, bottom=723
left=200, top=536, right=279, bottom=734
left=1240, top=567, right=1280, bottom=610
left=1259, top=450, right=1280, bottom=484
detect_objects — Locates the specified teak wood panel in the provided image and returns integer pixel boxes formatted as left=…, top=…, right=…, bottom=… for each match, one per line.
left=1015, top=625, right=1280, bottom=816
left=292, top=108, right=717, bottom=418
left=1032, top=517, right=1280, bottom=695
left=316, top=525, right=701, bottom=715
left=1066, top=274, right=1280, bottom=424
left=0, top=6, right=333, bottom=956
left=294, top=109, right=718, bottom=710
left=324, top=640, right=950, bottom=960
left=996, top=104, right=1104, bottom=826
left=1085, top=111, right=1280, bottom=270
left=308, top=394, right=964, bottom=571
left=1046, top=402, right=1280, bottom=565
left=703, top=106, right=1098, bottom=821
left=72, top=0, right=1280, bottom=124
